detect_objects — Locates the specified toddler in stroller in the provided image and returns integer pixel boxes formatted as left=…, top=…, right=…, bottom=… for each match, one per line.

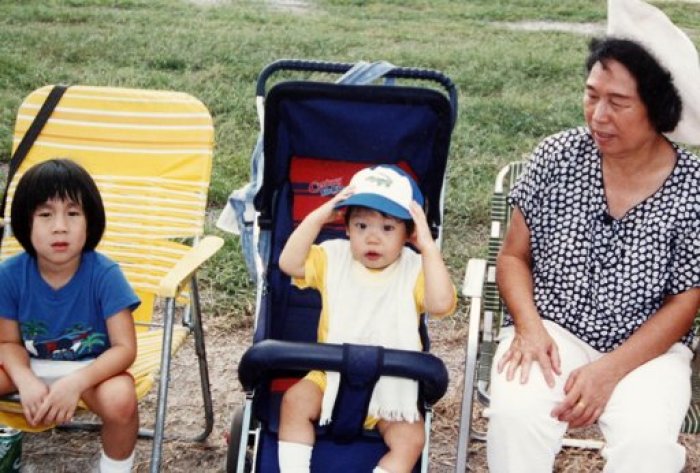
left=277, top=165, right=456, bottom=473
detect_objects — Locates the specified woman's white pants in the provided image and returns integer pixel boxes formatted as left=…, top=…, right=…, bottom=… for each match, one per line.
left=486, top=320, right=692, bottom=473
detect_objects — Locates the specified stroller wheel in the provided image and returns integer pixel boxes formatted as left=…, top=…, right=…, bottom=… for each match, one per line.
left=226, top=405, right=253, bottom=472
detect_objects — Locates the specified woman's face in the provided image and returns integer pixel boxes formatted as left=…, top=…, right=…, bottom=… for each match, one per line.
left=583, top=59, right=658, bottom=158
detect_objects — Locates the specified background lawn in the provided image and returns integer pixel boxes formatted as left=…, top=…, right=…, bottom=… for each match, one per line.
left=1, top=0, right=699, bottom=321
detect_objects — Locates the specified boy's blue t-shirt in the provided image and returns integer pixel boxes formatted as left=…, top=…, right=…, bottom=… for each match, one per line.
left=0, top=251, right=140, bottom=360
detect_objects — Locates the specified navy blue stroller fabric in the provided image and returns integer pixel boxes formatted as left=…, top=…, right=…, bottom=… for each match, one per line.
left=255, top=81, right=451, bottom=342
left=217, top=61, right=398, bottom=282
left=237, top=73, right=453, bottom=472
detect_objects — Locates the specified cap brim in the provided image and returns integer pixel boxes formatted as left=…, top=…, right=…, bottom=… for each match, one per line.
left=335, top=194, right=411, bottom=220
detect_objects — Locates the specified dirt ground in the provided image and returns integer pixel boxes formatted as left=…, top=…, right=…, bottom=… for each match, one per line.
left=16, top=310, right=700, bottom=472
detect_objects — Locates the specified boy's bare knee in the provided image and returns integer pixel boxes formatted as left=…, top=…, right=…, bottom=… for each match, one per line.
left=95, top=376, right=138, bottom=424
left=103, top=397, right=137, bottom=425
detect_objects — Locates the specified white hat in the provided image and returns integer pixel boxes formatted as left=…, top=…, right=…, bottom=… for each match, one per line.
left=334, top=165, right=423, bottom=221
left=608, top=0, right=700, bottom=145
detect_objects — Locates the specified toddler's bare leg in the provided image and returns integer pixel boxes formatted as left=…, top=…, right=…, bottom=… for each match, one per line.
left=279, top=379, right=322, bottom=444
left=376, top=418, right=425, bottom=473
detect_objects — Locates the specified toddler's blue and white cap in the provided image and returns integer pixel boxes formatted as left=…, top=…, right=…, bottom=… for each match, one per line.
left=335, top=164, right=424, bottom=221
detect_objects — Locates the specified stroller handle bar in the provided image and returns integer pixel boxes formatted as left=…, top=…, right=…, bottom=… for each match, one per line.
left=238, top=339, right=449, bottom=405
left=256, top=59, right=458, bottom=127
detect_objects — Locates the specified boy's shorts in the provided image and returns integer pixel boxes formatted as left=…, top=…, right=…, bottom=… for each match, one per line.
left=29, top=358, right=94, bottom=385
left=304, top=369, right=379, bottom=429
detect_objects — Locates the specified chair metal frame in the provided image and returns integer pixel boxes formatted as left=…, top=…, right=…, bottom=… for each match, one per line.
left=0, top=85, right=223, bottom=473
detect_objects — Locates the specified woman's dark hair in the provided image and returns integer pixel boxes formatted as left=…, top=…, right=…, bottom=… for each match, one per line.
left=11, top=159, right=105, bottom=256
left=586, top=37, right=682, bottom=133
left=343, top=205, right=415, bottom=236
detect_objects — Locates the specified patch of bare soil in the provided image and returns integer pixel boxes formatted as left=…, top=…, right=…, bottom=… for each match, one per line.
left=18, top=310, right=700, bottom=472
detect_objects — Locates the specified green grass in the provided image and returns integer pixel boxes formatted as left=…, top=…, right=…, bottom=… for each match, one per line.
left=1, top=0, right=699, bottom=320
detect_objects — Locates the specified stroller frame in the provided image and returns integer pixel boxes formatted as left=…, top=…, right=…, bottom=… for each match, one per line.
left=228, top=59, right=458, bottom=472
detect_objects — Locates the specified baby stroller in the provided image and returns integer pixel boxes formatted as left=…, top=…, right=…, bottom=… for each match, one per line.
left=226, top=59, right=458, bottom=473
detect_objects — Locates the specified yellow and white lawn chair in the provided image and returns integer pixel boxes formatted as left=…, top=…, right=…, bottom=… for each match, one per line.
left=454, top=161, right=700, bottom=471
left=0, top=85, right=223, bottom=472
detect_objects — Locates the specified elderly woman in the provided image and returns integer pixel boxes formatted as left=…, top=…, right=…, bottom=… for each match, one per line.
left=487, top=2, right=700, bottom=472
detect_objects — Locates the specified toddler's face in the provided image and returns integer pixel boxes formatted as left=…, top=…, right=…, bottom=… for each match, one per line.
left=346, top=208, right=409, bottom=270
left=30, top=197, right=87, bottom=271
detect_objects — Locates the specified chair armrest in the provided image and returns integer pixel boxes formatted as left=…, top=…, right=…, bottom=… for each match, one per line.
left=157, top=235, right=224, bottom=297
left=462, top=258, right=487, bottom=298
left=238, top=339, right=449, bottom=406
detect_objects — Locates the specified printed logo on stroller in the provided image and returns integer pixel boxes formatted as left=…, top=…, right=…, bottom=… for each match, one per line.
left=308, top=177, right=343, bottom=197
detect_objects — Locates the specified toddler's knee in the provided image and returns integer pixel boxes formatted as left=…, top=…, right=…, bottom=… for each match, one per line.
left=389, top=423, right=425, bottom=456
left=281, top=386, right=301, bottom=413
left=281, top=382, right=319, bottom=419
left=404, top=425, right=425, bottom=454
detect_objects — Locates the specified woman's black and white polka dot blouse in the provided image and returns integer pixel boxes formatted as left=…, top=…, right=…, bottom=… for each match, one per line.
left=505, top=127, right=700, bottom=352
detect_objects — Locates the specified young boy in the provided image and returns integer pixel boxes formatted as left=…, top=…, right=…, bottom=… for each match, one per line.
left=0, top=159, right=141, bottom=473
left=278, top=164, right=456, bottom=473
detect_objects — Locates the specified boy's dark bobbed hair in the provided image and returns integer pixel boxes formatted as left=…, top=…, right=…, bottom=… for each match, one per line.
left=586, top=37, right=682, bottom=133
left=10, top=159, right=105, bottom=256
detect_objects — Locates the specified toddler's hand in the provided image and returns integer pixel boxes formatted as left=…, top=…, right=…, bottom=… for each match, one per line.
left=408, top=201, right=434, bottom=252
left=313, top=185, right=355, bottom=224
left=33, top=375, right=82, bottom=426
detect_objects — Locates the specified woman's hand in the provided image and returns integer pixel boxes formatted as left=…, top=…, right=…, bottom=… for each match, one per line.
left=497, top=322, right=561, bottom=387
left=33, top=374, right=84, bottom=426
left=551, top=358, right=620, bottom=428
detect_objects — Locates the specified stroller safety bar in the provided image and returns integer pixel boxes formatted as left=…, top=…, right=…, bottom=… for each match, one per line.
left=238, top=340, right=449, bottom=405
left=256, top=59, right=458, bottom=128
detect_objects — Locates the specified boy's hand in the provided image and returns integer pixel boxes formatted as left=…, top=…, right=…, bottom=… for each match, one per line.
left=312, top=186, right=355, bottom=224
left=408, top=201, right=435, bottom=252
left=16, top=375, right=49, bottom=426
left=33, top=375, right=83, bottom=426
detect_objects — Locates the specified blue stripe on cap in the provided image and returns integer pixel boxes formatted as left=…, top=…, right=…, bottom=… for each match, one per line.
left=335, top=194, right=411, bottom=220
